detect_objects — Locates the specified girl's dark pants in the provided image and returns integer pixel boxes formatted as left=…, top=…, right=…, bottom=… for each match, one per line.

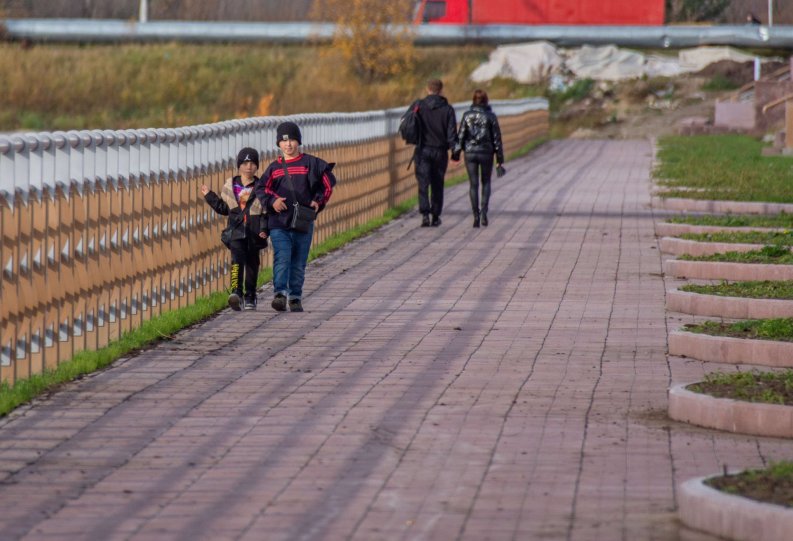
left=228, top=237, right=261, bottom=300
left=465, top=152, right=494, bottom=215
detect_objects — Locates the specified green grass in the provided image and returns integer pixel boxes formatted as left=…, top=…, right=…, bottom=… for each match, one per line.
left=654, top=135, right=793, bottom=203
left=680, top=280, right=793, bottom=299
left=679, top=245, right=793, bottom=264
left=665, top=213, right=793, bottom=228
left=688, top=369, right=793, bottom=405
left=684, top=317, right=793, bottom=341
left=0, top=140, right=547, bottom=416
left=679, top=231, right=793, bottom=245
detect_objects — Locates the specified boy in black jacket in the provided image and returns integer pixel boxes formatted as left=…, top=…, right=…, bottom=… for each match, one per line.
left=256, top=121, right=335, bottom=313
left=201, top=147, right=269, bottom=311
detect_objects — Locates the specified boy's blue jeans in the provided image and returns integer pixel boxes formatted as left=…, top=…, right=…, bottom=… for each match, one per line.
left=269, top=225, right=313, bottom=300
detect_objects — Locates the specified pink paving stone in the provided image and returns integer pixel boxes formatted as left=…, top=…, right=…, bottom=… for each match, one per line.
left=1, top=140, right=793, bottom=541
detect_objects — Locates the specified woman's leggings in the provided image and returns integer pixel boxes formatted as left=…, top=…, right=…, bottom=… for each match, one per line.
left=465, top=153, right=494, bottom=214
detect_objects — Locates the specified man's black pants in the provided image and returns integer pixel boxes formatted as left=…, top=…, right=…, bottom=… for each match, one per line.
left=415, top=146, right=449, bottom=218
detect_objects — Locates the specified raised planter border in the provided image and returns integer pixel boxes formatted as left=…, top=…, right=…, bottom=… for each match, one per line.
left=668, top=383, right=793, bottom=438
left=664, top=259, right=793, bottom=282
left=669, top=330, right=793, bottom=368
left=656, top=223, right=784, bottom=237
left=652, top=197, right=793, bottom=215
left=679, top=475, right=793, bottom=541
left=666, top=289, right=793, bottom=319
left=659, top=237, right=770, bottom=256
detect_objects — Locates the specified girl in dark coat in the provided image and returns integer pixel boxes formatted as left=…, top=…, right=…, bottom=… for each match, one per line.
left=453, top=90, right=505, bottom=227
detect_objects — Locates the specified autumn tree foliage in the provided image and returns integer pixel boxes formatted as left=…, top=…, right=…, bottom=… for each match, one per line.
left=314, top=0, right=416, bottom=82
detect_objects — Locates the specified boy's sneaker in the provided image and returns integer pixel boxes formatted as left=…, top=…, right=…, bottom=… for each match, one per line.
left=271, top=293, right=287, bottom=312
left=228, top=292, right=242, bottom=311
left=288, top=298, right=304, bottom=312
left=243, top=298, right=257, bottom=311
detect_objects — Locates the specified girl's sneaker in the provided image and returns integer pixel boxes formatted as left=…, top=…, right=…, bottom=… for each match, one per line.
left=228, top=292, right=242, bottom=311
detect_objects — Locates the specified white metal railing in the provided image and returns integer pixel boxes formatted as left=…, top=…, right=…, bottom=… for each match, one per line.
left=0, top=98, right=548, bottom=207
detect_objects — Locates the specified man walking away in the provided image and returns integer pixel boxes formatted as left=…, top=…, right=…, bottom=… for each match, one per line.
left=412, top=79, right=458, bottom=227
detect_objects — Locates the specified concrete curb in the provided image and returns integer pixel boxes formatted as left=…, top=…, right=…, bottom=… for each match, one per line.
left=666, top=289, right=793, bottom=319
left=668, top=383, right=793, bottom=438
left=655, top=223, right=784, bottom=237
left=669, top=330, right=793, bottom=368
left=664, top=259, right=793, bottom=281
left=652, top=197, right=793, bottom=215
left=659, top=237, right=768, bottom=256
left=679, top=476, right=793, bottom=541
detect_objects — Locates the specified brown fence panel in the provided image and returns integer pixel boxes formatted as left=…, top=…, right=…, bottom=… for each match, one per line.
left=0, top=106, right=547, bottom=387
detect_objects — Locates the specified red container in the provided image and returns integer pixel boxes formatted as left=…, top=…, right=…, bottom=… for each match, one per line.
left=415, top=0, right=665, bottom=25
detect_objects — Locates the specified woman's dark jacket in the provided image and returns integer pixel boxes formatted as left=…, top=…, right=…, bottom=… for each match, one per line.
left=204, top=175, right=268, bottom=244
left=453, top=105, right=504, bottom=164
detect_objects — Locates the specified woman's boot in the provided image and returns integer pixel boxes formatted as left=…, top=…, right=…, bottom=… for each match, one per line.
left=481, top=210, right=488, bottom=226
left=473, top=210, right=480, bottom=228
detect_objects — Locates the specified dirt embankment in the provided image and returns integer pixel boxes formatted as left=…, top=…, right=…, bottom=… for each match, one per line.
left=561, top=60, right=788, bottom=140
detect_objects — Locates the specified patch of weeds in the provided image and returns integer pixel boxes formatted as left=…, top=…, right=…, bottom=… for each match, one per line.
left=688, top=369, right=793, bottom=405
left=706, top=461, right=793, bottom=508
left=684, top=317, right=793, bottom=341
left=679, top=230, right=793, bottom=245
left=666, top=213, right=793, bottom=228
left=679, top=245, right=793, bottom=264
left=680, top=280, right=793, bottom=299
left=702, top=74, right=740, bottom=92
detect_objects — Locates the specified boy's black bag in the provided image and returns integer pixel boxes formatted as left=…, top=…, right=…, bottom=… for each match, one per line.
left=399, top=101, right=421, bottom=145
left=281, top=159, right=316, bottom=234
left=220, top=197, right=266, bottom=248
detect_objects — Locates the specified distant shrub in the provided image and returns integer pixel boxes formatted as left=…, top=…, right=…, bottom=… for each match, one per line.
left=702, top=74, right=739, bottom=92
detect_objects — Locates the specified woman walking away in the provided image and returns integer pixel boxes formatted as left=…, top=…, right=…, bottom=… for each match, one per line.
left=453, top=89, right=504, bottom=227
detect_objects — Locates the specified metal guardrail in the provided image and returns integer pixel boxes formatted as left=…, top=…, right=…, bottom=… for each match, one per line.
left=2, top=19, right=792, bottom=48
left=0, top=98, right=548, bottom=207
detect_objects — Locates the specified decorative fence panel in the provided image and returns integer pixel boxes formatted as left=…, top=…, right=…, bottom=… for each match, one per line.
left=0, top=98, right=548, bottom=385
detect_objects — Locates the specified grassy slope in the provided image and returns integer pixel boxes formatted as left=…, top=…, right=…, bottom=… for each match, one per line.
left=0, top=42, right=541, bottom=131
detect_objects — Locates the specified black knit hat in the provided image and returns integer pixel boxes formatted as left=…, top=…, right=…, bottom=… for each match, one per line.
left=236, top=147, right=259, bottom=169
left=276, top=121, right=302, bottom=145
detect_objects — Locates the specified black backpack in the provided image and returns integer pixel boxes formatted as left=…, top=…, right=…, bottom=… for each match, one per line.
left=399, top=101, right=422, bottom=145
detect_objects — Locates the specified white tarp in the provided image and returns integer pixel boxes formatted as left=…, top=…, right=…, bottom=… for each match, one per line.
left=563, top=45, right=646, bottom=81
left=470, top=42, right=770, bottom=83
left=470, top=41, right=562, bottom=83
left=677, top=46, right=758, bottom=72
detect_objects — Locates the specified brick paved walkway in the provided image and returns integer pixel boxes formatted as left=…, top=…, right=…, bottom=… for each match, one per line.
left=1, top=139, right=791, bottom=541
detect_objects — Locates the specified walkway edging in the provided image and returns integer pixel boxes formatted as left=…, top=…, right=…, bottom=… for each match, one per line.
left=666, top=289, right=793, bottom=319
left=659, top=237, right=769, bottom=256
left=664, top=259, right=793, bottom=282
left=652, top=197, right=793, bottom=215
left=669, top=330, right=793, bottom=367
left=655, top=222, right=784, bottom=237
left=679, top=476, right=793, bottom=541
left=668, top=383, right=793, bottom=438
